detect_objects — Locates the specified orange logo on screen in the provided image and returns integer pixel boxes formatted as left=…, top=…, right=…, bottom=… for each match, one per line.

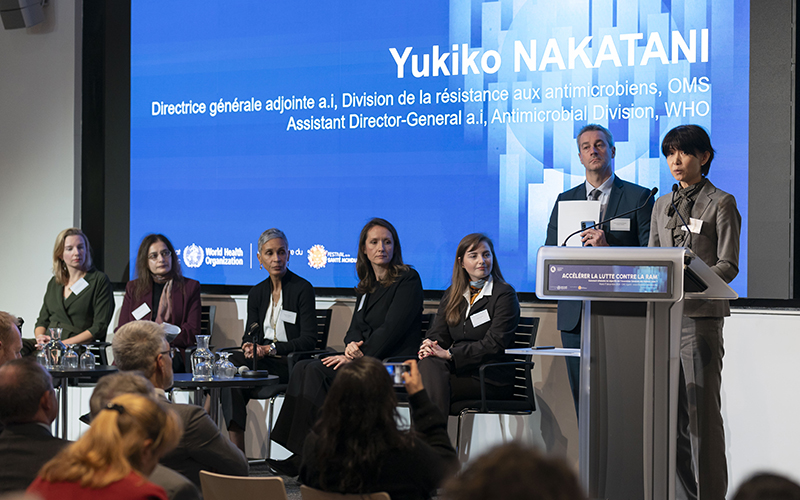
left=307, top=245, right=327, bottom=269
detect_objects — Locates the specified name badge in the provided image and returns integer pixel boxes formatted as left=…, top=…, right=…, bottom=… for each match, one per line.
left=280, top=310, right=297, bottom=324
left=132, top=303, right=151, bottom=320
left=470, top=309, right=491, bottom=328
left=681, top=218, right=703, bottom=234
left=610, top=218, right=631, bottom=232
left=357, top=295, right=366, bottom=311
left=71, top=277, right=89, bottom=296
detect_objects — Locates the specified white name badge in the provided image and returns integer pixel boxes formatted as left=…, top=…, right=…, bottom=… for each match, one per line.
left=132, top=303, right=151, bottom=320
left=610, top=218, right=631, bottom=232
left=71, top=277, right=89, bottom=296
left=280, top=310, right=297, bottom=324
left=357, top=295, right=366, bottom=311
left=470, top=309, right=491, bottom=328
left=681, top=218, right=704, bottom=234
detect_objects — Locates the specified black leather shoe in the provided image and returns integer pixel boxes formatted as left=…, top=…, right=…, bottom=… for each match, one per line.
left=266, top=455, right=300, bottom=477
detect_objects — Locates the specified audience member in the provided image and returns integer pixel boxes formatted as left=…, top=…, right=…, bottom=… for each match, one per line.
left=90, top=372, right=201, bottom=500
left=442, top=442, right=585, bottom=500
left=732, top=473, right=800, bottom=500
left=112, top=320, right=248, bottom=485
left=0, top=311, right=23, bottom=366
left=0, top=359, right=67, bottom=493
left=27, top=393, right=181, bottom=500
left=300, top=358, right=457, bottom=500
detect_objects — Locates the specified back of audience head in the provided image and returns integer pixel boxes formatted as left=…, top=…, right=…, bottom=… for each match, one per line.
left=313, top=356, right=410, bottom=492
left=732, top=473, right=800, bottom=500
left=38, top=393, right=182, bottom=488
left=442, top=442, right=585, bottom=500
left=90, top=371, right=155, bottom=420
left=0, top=311, right=23, bottom=366
left=0, top=358, right=57, bottom=426
left=112, top=321, right=172, bottom=388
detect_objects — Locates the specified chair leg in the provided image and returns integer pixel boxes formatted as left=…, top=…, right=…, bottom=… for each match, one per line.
left=456, top=412, right=463, bottom=456
left=266, top=396, right=275, bottom=459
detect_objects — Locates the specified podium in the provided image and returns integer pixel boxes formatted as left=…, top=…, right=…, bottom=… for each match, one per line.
left=528, top=246, right=736, bottom=500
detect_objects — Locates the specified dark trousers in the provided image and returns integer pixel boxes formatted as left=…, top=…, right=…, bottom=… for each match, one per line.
left=270, top=358, right=337, bottom=455
left=221, top=350, right=289, bottom=430
left=418, top=356, right=513, bottom=417
left=561, top=328, right=581, bottom=418
left=676, top=316, right=727, bottom=500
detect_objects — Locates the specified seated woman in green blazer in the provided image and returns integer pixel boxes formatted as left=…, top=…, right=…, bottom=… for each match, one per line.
left=34, top=228, right=114, bottom=345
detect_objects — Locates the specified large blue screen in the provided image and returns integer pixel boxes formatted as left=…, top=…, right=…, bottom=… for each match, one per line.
left=131, top=0, right=749, bottom=294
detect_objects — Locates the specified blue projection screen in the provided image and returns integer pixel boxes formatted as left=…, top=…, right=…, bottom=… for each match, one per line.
left=130, top=0, right=749, bottom=294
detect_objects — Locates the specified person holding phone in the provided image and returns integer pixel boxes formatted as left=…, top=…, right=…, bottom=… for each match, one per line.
left=34, top=228, right=114, bottom=346
left=299, top=357, right=457, bottom=500
left=418, top=233, right=520, bottom=416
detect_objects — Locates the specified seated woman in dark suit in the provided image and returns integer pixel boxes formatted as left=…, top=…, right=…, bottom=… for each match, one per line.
left=34, top=228, right=114, bottom=346
left=649, top=125, right=740, bottom=500
left=418, top=233, right=520, bottom=416
left=117, top=234, right=202, bottom=372
left=28, top=393, right=182, bottom=500
left=221, top=228, right=317, bottom=453
left=268, top=217, right=423, bottom=477
left=300, top=357, right=457, bottom=500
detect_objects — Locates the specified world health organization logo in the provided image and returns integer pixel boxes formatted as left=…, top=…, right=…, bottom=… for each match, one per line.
left=183, top=244, right=204, bottom=269
left=307, top=244, right=327, bottom=269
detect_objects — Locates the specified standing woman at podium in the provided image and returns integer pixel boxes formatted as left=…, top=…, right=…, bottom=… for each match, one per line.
left=117, top=234, right=202, bottom=373
left=649, top=125, right=741, bottom=500
left=418, top=233, right=520, bottom=416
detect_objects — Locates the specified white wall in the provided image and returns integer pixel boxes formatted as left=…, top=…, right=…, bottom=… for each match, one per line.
left=0, top=0, right=81, bottom=330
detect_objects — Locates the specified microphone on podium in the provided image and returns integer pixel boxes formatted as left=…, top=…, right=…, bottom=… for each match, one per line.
left=560, top=187, right=658, bottom=246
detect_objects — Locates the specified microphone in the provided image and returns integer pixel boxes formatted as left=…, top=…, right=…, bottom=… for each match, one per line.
left=670, top=184, right=693, bottom=248
left=243, top=322, right=259, bottom=372
left=561, top=187, right=658, bottom=246
left=238, top=365, right=251, bottom=375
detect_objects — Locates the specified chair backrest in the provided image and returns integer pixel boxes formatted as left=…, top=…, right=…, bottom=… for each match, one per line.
left=200, top=471, right=288, bottom=500
left=201, top=305, right=217, bottom=337
left=419, top=312, right=435, bottom=338
left=509, top=316, right=540, bottom=405
left=315, top=309, right=333, bottom=349
left=300, top=485, right=391, bottom=500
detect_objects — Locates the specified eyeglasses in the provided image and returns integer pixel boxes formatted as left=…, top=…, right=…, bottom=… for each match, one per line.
left=159, top=348, right=174, bottom=359
left=148, top=250, right=172, bottom=261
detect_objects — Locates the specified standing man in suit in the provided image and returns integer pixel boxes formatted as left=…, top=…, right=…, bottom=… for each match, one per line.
left=545, top=124, right=654, bottom=413
left=0, top=358, right=67, bottom=494
left=650, top=125, right=740, bottom=500
left=112, top=320, right=249, bottom=486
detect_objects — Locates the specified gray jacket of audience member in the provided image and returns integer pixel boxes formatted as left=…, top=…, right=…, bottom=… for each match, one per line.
left=156, top=391, right=249, bottom=486
left=150, top=464, right=203, bottom=500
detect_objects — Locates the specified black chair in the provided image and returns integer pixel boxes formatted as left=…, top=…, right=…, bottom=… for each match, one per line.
left=449, top=316, right=540, bottom=457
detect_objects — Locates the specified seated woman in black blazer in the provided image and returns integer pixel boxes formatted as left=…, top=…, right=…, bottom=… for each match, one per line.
left=222, top=228, right=317, bottom=453
left=418, top=233, right=520, bottom=416
left=268, top=218, right=423, bottom=477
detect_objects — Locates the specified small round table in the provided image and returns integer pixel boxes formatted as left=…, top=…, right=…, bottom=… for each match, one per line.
left=48, top=365, right=118, bottom=439
left=170, top=372, right=278, bottom=426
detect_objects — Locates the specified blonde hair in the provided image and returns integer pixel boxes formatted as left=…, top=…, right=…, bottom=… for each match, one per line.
left=38, top=393, right=182, bottom=488
left=52, top=228, right=93, bottom=285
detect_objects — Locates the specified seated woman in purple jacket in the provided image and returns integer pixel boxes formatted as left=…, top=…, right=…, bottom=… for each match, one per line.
left=117, top=234, right=201, bottom=372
